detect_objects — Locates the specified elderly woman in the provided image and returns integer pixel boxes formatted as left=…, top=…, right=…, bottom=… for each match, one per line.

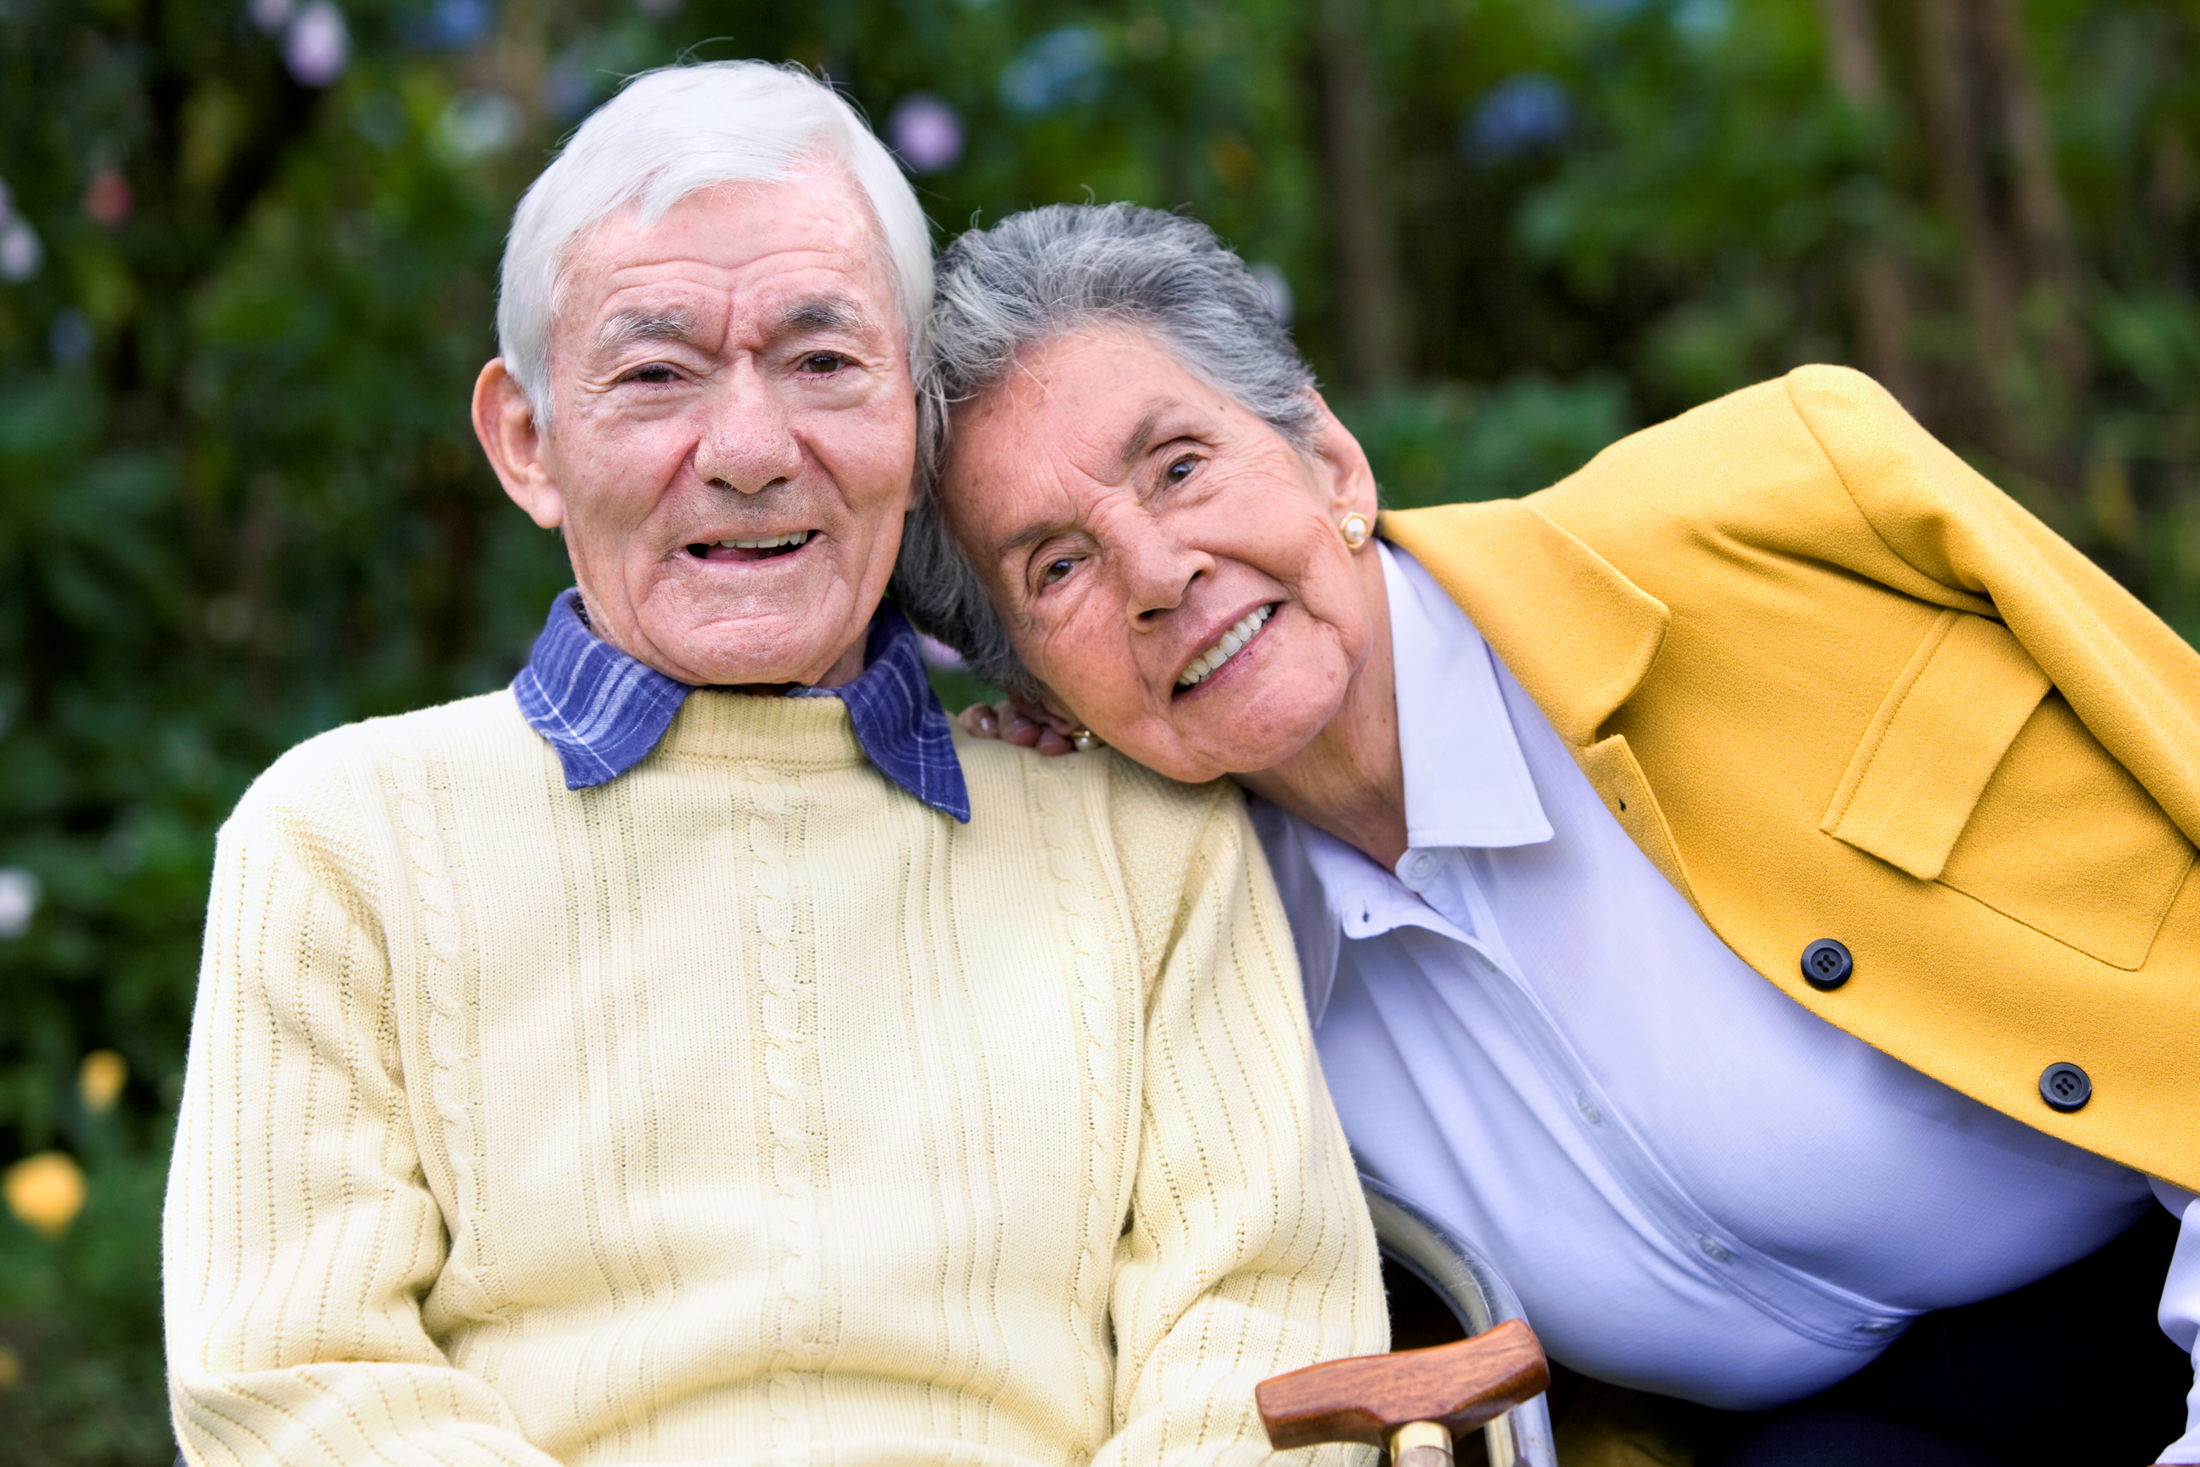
left=894, top=203, right=2200, bottom=1467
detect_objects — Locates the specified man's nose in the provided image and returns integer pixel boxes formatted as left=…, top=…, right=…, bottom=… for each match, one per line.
left=692, top=362, right=803, bottom=494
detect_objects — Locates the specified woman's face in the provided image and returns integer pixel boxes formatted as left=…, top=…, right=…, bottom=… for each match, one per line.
left=939, top=327, right=1383, bottom=784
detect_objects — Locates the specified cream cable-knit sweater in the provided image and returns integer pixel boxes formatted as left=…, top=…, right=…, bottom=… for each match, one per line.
left=164, top=688, right=1384, bottom=1466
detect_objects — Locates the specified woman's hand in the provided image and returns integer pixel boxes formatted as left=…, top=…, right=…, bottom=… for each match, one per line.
left=959, top=698, right=1084, bottom=757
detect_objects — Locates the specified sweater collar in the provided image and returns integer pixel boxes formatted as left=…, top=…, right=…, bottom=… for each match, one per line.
left=511, top=589, right=971, bottom=822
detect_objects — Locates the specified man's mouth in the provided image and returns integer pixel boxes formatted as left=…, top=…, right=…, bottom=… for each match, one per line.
left=686, top=531, right=813, bottom=563
left=1176, top=604, right=1275, bottom=691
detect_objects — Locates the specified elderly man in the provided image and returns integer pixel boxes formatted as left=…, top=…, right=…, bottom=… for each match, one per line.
left=161, top=62, right=1382, bottom=1466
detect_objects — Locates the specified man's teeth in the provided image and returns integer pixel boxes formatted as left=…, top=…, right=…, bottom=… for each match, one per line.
left=717, top=531, right=811, bottom=550
left=1177, top=605, right=1274, bottom=689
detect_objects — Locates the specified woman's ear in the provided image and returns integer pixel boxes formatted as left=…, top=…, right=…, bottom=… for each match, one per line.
left=1299, top=389, right=1381, bottom=521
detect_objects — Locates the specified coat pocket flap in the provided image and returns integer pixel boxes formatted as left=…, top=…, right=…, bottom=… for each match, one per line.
left=1821, top=610, right=2050, bottom=881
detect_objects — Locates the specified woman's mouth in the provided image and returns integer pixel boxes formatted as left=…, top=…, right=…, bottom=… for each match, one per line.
left=1176, top=604, right=1275, bottom=691
left=686, top=531, right=812, bottom=563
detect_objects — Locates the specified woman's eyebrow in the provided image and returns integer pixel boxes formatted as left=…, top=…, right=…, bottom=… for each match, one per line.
left=1112, top=409, right=1166, bottom=481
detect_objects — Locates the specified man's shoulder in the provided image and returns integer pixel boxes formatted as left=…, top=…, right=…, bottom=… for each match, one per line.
left=953, top=730, right=1239, bottom=836
left=234, top=689, right=538, bottom=827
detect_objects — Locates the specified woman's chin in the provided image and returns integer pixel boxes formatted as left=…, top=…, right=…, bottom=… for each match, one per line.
left=1141, top=678, right=1343, bottom=781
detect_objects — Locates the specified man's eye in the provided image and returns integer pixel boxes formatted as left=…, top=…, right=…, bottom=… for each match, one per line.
left=628, top=364, right=677, bottom=384
left=799, top=353, right=847, bottom=374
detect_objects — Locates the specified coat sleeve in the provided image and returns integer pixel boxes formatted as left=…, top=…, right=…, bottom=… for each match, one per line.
left=1784, top=364, right=2200, bottom=851
left=163, top=763, right=561, bottom=1467
left=1090, top=786, right=1388, bottom=1467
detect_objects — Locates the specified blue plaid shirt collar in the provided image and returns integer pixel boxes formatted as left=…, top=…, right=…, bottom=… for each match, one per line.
left=512, top=589, right=971, bottom=822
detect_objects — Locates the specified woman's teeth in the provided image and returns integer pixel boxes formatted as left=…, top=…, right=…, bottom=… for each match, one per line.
left=718, top=531, right=810, bottom=550
left=1177, top=605, right=1274, bottom=689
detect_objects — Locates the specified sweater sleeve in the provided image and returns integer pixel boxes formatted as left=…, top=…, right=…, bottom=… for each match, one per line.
left=1092, top=788, right=1387, bottom=1467
left=163, top=762, right=561, bottom=1467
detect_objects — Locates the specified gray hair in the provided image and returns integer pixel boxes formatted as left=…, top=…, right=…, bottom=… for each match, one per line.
left=496, top=60, right=932, bottom=426
left=892, top=203, right=1319, bottom=698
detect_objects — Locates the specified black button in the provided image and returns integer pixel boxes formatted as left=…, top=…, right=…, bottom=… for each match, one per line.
left=1800, top=938, right=1852, bottom=990
left=2039, top=1062, right=2092, bottom=1113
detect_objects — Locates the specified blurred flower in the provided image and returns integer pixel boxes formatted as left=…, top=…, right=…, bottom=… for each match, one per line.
left=1001, top=26, right=1105, bottom=117
left=0, top=1345, right=18, bottom=1387
left=49, top=309, right=92, bottom=366
left=79, top=1051, right=128, bottom=1114
left=284, top=2, right=351, bottom=87
left=1249, top=263, right=1294, bottom=327
left=402, top=0, right=494, bottom=52
left=888, top=94, right=964, bottom=174
left=0, top=869, right=39, bottom=938
left=249, top=0, right=295, bottom=35
left=1463, top=74, right=1570, bottom=162
left=82, top=168, right=131, bottom=227
left=917, top=634, right=965, bottom=672
left=4, top=1153, right=84, bottom=1239
left=0, top=219, right=41, bottom=282
left=434, top=90, right=524, bottom=161
left=634, top=0, right=680, bottom=18
left=1673, top=0, right=1732, bottom=38
left=0, top=176, right=12, bottom=221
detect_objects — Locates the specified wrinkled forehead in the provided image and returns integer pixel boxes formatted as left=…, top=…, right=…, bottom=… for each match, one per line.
left=946, top=326, right=1243, bottom=478
left=551, top=168, right=902, bottom=352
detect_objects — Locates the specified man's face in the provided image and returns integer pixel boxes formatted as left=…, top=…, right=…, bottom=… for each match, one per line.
left=474, top=171, right=916, bottom=687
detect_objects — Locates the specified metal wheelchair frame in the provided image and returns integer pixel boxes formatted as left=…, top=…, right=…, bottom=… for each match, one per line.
left=1361, top=1172, right=1559, bottom=1467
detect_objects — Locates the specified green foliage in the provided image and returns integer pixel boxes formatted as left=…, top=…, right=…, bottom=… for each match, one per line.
left=1, top=0, right=2197, bottom=1460
left=1340, top=375, right=1635, bottom=509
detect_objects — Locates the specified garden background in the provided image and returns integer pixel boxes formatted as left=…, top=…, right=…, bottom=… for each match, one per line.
left=3, top=0, right=2198, bottom=1458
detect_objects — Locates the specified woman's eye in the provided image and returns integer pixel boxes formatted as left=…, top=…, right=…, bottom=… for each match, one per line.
left=799, top=353, right=847, bottom=374
left=628, top=364, right=677, bottom=384
left=1040, top=557, right=1076, bottom=586
left=1164, top=454, right=1198, bottom=484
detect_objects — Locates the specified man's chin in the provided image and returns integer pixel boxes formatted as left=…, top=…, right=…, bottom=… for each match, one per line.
left=645, top=616, right=871, bottom=690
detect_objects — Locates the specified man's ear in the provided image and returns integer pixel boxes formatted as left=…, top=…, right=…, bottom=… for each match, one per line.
left=1299, top=389, right=1381, bottom=522
left=473, top=358, right=565, bottom=530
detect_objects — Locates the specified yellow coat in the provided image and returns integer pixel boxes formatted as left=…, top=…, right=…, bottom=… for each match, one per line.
left=1384, top=365, right=2200, bottom=1194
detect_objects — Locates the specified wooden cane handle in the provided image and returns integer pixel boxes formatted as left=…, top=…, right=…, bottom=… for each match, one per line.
left=1256, top=1318, right=1549, bottom=1451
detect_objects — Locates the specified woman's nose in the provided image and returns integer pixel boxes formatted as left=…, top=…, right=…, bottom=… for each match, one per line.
left=693, top=364, right=802, bottom=494
left=1120, top=525, right=1212, bottom=622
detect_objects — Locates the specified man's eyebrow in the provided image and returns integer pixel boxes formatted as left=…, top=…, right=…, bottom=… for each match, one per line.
left=773, top=294, right=870, bottom=338
left=594, top=307, right=700, bottom=355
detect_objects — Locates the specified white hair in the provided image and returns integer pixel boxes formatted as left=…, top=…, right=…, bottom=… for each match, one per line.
left=495, top=60, right=933, bottom=424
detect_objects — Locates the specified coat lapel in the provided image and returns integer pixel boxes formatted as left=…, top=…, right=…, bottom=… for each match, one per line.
left=1380, top=500, right=1671, bottom=748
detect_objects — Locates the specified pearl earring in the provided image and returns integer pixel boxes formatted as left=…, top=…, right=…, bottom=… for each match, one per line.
left=1338, top=512, right=1372, bottom=550
left=1070, top=728, right=1102, bottom=753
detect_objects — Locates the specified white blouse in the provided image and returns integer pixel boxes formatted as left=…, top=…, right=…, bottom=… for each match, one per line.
left=1251, top=543, right=2200, bottom=1460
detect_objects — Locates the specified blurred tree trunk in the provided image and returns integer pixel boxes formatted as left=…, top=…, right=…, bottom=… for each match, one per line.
left=1318, top=0, right=1404, bottom=390
left=1916, top=0, right=2020, bottom=402
left=1915, top=0, right=2090, bottom=458
left=1815, top=0, right=1916, bottom=406
left=1974, top=0, right=2088, bottom=388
